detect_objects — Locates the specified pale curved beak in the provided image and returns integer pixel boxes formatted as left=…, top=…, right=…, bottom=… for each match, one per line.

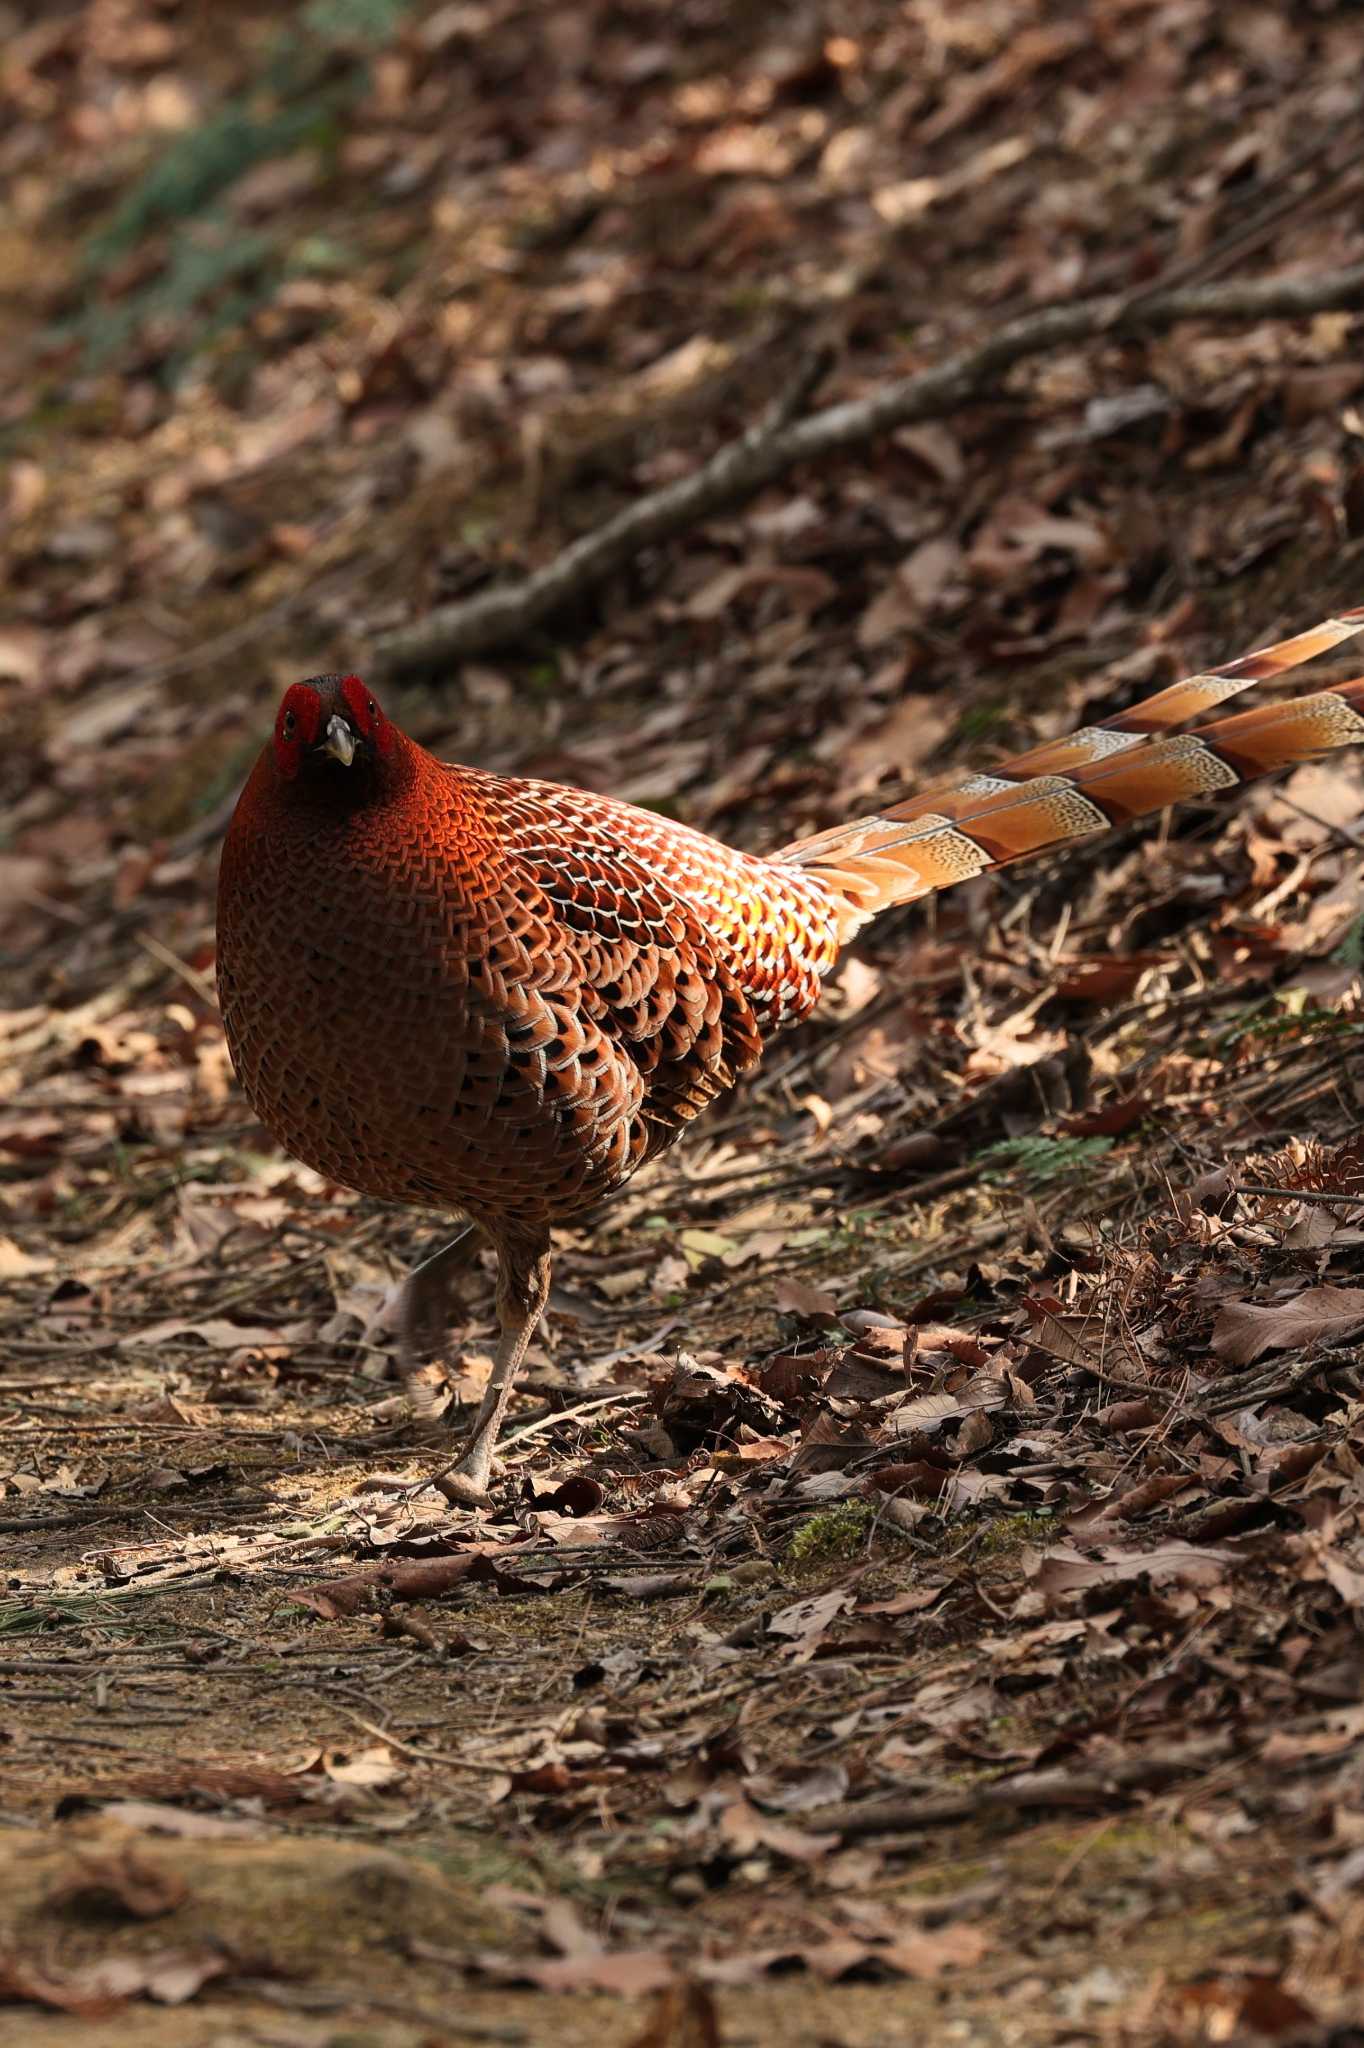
left=320, top=714, right=356, bottom=767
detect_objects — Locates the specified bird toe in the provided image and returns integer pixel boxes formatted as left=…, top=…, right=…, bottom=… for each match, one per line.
left=433, top=1467, right=492, bottom=1508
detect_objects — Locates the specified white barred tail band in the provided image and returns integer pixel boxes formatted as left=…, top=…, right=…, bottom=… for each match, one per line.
left=884, top=606, right=1364, bottom=828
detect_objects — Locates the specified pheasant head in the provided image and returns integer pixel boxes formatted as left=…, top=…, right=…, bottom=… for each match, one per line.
left=266, top=673, right=410, bottom=811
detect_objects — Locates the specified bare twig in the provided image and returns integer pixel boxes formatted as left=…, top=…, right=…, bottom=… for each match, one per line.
left=135, top=932, right=219, bottom=1008
left=1129, top=113, right=1364, bottom=301
left=396, top=1383, right=651, bottom=1501
left=328, top=1703, right=511, bottom=1771
left=810, top=1735, right=1230, bottom=1838
left=503, top=1385, right=649, bottom=1452
left=370, top=263, right=1364, bottom=675
left=372, top=343, right=834, bottom=674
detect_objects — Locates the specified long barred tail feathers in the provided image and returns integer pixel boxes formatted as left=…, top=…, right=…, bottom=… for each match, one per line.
left=884, top=608, right=1364, bottom=825
left=778, top=610, right=1364, bottom=940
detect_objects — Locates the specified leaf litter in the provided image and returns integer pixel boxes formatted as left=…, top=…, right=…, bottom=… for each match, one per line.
left=3, top=0, right=1364, bottom=2041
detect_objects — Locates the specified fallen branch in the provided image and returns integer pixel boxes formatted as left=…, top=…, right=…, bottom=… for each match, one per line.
left=369, top=262, right=1364, bottom=677
left=809, top=1735, right=1230, bottom=1839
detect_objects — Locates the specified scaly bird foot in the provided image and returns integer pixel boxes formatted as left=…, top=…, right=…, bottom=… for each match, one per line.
left=432, top=1465, right=492, bottom=1508
left=398, top=1449, right=493, bottom=1506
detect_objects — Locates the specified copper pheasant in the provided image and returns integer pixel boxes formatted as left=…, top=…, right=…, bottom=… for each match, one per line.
left=217, top=612, right=1364, bottom=1499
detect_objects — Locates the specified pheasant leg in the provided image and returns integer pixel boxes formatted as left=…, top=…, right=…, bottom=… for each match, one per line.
left=395, top=1223, right=477, bottom=1364
left=435, top=1229, right=552, bottom=1507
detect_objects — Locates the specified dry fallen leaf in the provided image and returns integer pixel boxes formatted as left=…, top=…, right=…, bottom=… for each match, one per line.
left=883, top=1922, right=992, bottom=1979
left=321, top=1744, right=405, bottom=1789
left=768, top=1587, right=856, bottom=1662
left=1031, top=1541, right=1230, bottom=1597
left=1211, top=1284, right=1364, bottom=1366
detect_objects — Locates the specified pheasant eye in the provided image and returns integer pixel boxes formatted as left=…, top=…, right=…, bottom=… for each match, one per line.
left=367, top=698, right=377, bottom=721
left=283, top=709, right=296, bottom=738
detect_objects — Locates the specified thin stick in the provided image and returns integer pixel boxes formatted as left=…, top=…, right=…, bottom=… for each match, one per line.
left=403, top=1386, right=650, bottom=1500
left=503, top=1385, right=649, bottom=1452
left=135, top=932, right=219, bottom=1008
left=810, top=1735, right=1230, bottom=1838
left=329, top=1703, right=515, bottom=1772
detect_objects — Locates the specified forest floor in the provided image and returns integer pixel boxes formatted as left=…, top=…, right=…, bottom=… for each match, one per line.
left=3, top=3, right=1364, bottom=2043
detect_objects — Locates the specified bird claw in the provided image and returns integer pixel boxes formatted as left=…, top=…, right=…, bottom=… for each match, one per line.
left=431, top=1465, right=492, bottom=1508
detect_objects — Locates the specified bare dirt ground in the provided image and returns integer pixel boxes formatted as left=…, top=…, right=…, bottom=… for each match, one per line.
left=3, top=3, right=1364, bottom=2042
